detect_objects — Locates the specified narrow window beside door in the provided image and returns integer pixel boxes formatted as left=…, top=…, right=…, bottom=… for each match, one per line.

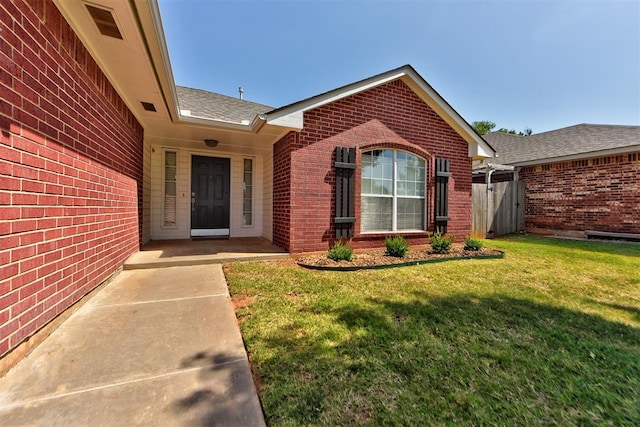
left=163, top=150, right=177, bottom=227
left=243, top=158, right=253, bottom=226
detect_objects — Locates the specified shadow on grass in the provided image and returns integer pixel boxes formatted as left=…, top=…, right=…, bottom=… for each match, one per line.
left=256, top=293, right=640, bottom=425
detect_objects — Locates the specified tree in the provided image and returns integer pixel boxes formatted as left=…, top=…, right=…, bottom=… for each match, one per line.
left=472, top=121, right=496, bottom=135
left=473, top=120, right=533, bottom=136
left=497, top=127, right=533, bottom=136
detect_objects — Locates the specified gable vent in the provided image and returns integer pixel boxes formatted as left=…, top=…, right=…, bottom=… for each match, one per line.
left=86, top=4, right=123, bottom=39
left=141, top=102, right=157, bottom=112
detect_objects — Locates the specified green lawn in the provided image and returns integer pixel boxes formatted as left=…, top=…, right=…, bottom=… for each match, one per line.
left=224, top=236, right=640, bottom=426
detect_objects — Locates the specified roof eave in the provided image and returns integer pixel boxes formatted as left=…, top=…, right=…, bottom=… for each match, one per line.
left=139, top=0, right=181, bottom=122
left=176, top=114, right=254, bottom=132
left=262, top=65, right=496, bottom=159
left=506, top=145, right=640, bottom=167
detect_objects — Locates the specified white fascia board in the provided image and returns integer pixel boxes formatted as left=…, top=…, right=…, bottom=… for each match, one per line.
left=399, top=69, right=495, bottom=159
left=265, top=110, right=304, bottom=129
left=177, top=114, right=253, bottom=132
left=263, top=70, right=406, bottom=126
left=146, top=0, right=180, bottom=120
left=468, top=141, right=495, bottom=159
left=509, top=145, right=640, bottom=167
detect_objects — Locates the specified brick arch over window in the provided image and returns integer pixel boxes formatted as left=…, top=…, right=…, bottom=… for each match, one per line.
left=357, top=139, right=436, bottom=235
left=360, top=139, right=434, bottom=163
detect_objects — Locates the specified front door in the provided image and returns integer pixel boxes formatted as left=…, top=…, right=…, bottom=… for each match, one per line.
left=191, top=156, right=230, bottom=236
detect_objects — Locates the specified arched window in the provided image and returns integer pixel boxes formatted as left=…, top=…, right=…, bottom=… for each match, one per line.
left=361, top=149, right=426, bottom=233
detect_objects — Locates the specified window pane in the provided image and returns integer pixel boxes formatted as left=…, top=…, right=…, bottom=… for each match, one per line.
left=362, top=178, right=372, bottom=194
left=397, top=198, right=425, bottom=231
left=383, top=164, right=393, bottom=180
left=243, top=158, right=253, bottom=225
left=396, top=152, right=425, bottom=197
left=164, top=151, right=177, bottom=227
left=361, top=196, right=392, bottom=232
left=362, top=163, right=373, bottom=179
left=361, top=149, right=426, bottom=232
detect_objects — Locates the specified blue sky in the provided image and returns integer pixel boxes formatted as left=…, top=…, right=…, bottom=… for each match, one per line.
left=158, top=0, right=639, bottom=134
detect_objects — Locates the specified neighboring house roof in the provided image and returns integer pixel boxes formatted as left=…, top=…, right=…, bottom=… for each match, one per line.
left=262, top=64, right=496, bottom=159
left=176, top=86, right=273, bottom=124
left=484, top=124, right=640, bottom=166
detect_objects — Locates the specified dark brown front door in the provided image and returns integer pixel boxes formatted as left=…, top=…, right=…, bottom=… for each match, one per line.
left=191, top=156, right=230, bottom=236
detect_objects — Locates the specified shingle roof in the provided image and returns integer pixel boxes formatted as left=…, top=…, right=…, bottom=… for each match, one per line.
left=176, top=86, right=273, bottom=124
left=484, top=124, right=640, bottom=165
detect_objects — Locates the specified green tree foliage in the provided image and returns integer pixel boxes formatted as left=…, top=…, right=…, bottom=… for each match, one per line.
left=473, top=120, right=533, bottom=136
left=472, top=121, right=496, bottom=135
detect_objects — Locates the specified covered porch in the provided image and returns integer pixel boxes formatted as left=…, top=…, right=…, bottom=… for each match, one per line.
left=125, top=237, right=288, bottom=269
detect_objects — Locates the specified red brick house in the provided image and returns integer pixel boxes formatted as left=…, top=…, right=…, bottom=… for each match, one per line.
left=476, top=124, right=640, bottom=238
left=1, top=0, right=494, bottom=359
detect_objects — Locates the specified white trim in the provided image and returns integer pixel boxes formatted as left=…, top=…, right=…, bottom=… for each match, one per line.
left=177, top=114, right=255, bottom=131
left=147, top=0, right=179, bottom=119
left=190, top=228, right=230, bottom=237
left=161, top=148, right=178, bottom=229
left=242, top=157, right=254, bottom=226
left=263, top=65, right=496, bottom=160
left=265, top=71, right=404, bottom=128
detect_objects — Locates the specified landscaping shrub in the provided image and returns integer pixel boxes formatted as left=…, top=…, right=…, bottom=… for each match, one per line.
left=385, top=236, right=409, bottom=258
left=430, top=232, right=454, bottom=254
left=327, top=239, right=353, bottom=261
left=464, top=237, right=483, bottom=251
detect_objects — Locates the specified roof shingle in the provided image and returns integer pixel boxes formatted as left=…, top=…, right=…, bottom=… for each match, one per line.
left=484, top=124, right=640, bottom=165
left=176, top=86, right=273, bottom=124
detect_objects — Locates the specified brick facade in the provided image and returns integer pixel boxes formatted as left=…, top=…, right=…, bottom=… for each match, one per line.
left=273, top=80, right=472, bottom=253
left=0, top=0, right=144, bottom=357
left=519, top=153, right=640, bottom=235
left=272, top=132, right=294, bottom=250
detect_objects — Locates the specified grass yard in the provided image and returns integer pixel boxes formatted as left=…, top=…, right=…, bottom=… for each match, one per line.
left=224, top=236, right=640, bottom=426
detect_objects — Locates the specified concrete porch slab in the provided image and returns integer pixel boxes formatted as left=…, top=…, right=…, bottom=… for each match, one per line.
left=124, top=237, right=288, bottom=269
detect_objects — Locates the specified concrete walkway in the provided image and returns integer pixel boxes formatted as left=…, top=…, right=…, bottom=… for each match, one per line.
left=0, top=265, right=265, bottom=426
left=125, top=237, right=288, bottom=270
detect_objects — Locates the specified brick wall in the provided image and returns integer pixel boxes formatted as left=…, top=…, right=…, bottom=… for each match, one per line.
left=274, top=79, right=472, bottom=253
left=0, top=0, right=144, bottom=357
left=272, top=132, right=293, bottom=250
left=519, top=154, right=640, bottom=234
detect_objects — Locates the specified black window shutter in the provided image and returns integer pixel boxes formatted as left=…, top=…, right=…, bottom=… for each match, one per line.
left=435, top=158, right=451, bottom=234
left=334, top=147, right=356, bottom=239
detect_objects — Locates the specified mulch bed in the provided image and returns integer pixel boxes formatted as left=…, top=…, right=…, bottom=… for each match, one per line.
left=296, top=244, right=503, bottom=271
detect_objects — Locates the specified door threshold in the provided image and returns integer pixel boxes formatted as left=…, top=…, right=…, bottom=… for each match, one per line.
left=191, top=236, right=230, bottom=241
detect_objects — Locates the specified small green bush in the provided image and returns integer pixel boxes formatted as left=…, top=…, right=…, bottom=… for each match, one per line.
left=385, top=235, right=409, bottom=258
left=464, top=237, right=483, bottom=251
left=430, top=232, right=454, bottom=254
left=327, top=239, right=353, bottom=261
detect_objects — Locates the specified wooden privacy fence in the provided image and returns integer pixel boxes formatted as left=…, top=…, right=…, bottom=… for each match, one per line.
left=472, top=181, right=525, bottom=238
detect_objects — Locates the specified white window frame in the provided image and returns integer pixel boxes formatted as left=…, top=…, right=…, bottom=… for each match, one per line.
left=162, top=149, right=178, bottom=229
left=361, top=149, right=426, bottom=233
left=242, top=157, right=254, bottom=227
